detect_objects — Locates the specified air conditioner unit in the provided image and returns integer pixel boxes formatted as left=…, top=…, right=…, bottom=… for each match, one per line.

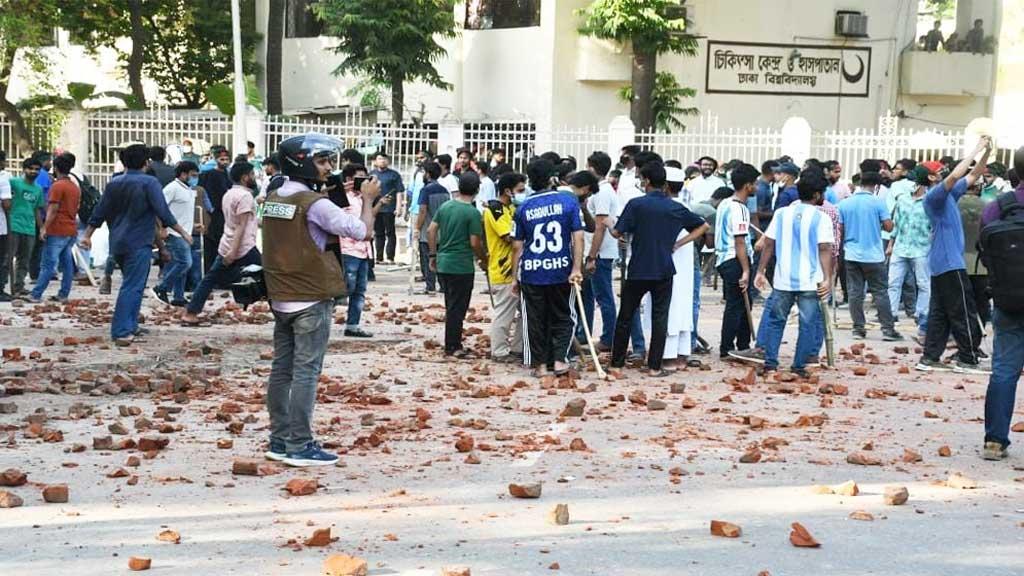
left=835, top=11, right=869, bottom=38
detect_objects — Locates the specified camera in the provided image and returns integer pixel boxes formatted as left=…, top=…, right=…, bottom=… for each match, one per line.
left=231, top=264, right=268, bottom=310
left=324, top=173, right=350, bottom=209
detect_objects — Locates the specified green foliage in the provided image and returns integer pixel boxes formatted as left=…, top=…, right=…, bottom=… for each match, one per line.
left=923, top=0, right=956, bottom=20
left=346, top=78, right=386, bottom=109
left=618, top=72, right=696, bottom=133
left=58, top=0, right=260, bottom=108
left=205, top=76, right=264, bottom=116
left=577, top=0, right=697, bottom=56
left=313, top=0, right=458, bottom=105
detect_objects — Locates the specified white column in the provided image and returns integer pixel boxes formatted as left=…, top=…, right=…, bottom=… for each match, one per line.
left=781, top=116, right=812, bottom=167
left=59, top=110, right=89, bottom=179
left=437, top=121, right=464, bottom=156
left=231, top=0, right=248, bottom=155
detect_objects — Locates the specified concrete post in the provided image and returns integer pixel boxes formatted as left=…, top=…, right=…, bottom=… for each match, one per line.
left=59, top=110, right=89, bottom=179
left=246, top=111, right=265, bottom=156
left=608, top=115, right=635, bottom=157
left=781, top=116, right=812, bottom=167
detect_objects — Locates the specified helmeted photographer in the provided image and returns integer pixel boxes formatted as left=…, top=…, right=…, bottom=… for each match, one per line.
left=262, top=133, right=379, bottom=467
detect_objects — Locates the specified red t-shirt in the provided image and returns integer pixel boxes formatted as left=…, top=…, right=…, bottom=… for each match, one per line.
left=47, top=177, right=81, bottom=237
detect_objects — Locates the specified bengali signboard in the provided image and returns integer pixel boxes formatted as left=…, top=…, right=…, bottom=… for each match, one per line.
left=705, top=41, right=871, bottom=98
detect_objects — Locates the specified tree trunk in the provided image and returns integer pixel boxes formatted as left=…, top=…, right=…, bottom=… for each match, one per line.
left=265, top=0, right=285, bottom=115
left=390, top=72, right=405, bottom=125
left=0, top=46, right=34, bottom=154
left=630, top=50, right=657, bottom=133
left=127, top=0, right=148, bottom=108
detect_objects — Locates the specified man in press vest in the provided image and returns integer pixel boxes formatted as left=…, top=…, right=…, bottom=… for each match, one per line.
left=261, top=133, right=379, bottom=467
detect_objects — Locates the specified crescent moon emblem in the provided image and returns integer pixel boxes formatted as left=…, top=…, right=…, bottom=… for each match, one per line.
left=842, top=55, right=865, bottom=84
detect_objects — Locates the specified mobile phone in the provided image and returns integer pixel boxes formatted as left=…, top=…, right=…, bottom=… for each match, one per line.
left=353, top=176, right=368, bottom=192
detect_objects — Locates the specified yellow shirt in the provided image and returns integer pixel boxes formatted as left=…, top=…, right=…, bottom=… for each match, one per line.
left=483, top=201, right=515, bottom=284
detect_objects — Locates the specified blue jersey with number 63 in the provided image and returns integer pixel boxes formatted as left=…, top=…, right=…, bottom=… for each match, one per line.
left=512, top=190, right=583, bottom=285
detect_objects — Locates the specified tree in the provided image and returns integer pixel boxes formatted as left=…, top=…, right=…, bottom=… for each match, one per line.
left=0, top=0, right=59, bottom=152
left=618, top=72, right=697, bottom=133
left=59, top=1, right=260, bottom=109
left=578, top=0, right=698, bottom=132
left=265, top=0, right=285, bottom=115
left=923, top=0, right=956, bottom=20
left=313, top=0, right=457, bottom=124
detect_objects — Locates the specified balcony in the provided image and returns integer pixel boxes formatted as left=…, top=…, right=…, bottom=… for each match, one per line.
left=900, top=51, right=994, bottom=98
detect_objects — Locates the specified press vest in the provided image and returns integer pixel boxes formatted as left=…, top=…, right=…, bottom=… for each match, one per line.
left=262, top=189, right=346, bottom=301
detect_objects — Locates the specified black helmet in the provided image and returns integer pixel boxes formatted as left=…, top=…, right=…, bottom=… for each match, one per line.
left=278, top=133, right=344, bottom=183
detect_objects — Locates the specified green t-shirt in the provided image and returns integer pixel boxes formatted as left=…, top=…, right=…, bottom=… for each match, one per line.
left=9, top=177, right=45, bottom=235
left=434, top=199, right=482, bottom=275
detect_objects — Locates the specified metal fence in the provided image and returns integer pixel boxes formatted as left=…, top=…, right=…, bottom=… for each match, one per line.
left=2, top=108, right=1020, bottom=188
left=85, top=108, right=234, bottom=188
left=0, top=112, right=64, bottom=162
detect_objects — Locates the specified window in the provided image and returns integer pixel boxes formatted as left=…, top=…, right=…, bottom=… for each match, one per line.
left=286, top=0, right=323, bottom=38
left=465, top=0, right=541, bottom=30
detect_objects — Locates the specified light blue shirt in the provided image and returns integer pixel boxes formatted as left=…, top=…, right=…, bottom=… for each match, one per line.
left=838, top=190, right=890, bottom=264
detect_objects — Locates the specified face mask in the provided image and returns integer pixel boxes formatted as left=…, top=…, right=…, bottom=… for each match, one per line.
left=183, top=146, right=192, bottom=154
left=187, top=176, right=198, bottom=187
left=513, top=192, right=528, bottom=206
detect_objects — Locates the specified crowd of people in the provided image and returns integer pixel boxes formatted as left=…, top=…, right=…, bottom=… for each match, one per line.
left=1, top=133, right=1022, bottom=466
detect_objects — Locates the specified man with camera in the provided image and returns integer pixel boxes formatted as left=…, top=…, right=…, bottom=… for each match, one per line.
left=262, top=134, right=379, bottom=467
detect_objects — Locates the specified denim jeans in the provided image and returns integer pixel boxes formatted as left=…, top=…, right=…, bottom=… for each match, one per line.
left=187, top=234, right=203, bottom=292
left=342, top=254, right=369, bottom=328
left=984, top=308, right=1024, bottom=448
left=761, top=289, right=822, bottom=371
left=419, top=241, right=436, bottom=292
left=888, top=255, right=930, bottom=335
left=111, top=247, right=153, bottom=339
left=31, top=235, right=76, bottom=300
left=582, top=258, right=617, bottom=347
left=846, top=260, right=896, bottom=333
left=267, top=300, right=333, bottom=453
left=186, top=247, right=262, bottom=315
left=155, top=235, right=192, bottom=302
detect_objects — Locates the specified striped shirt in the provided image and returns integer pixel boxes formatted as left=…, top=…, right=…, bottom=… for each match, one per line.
left=765, top=202, right=835, bottom=292
left=714, top=197, right=752, bottom=266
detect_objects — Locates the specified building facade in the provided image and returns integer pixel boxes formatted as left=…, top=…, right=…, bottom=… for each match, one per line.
left=256, top=0, right=1002, bottom=133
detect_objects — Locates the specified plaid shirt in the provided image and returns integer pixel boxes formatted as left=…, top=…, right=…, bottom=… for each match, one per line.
left=891, top=191, right=932, bottom=259
left=817, top=201, right=842, bottom=257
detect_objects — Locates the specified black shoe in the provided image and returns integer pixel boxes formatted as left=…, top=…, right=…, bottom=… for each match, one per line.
left=170, top=299, right=187, bottom=308
left=791, top=367, right=812, bottom=379
left=344, top=327, right=373, bottom=338
left=148, top=287, right=171, bottom=306
left=852, top=329, right=867, bottom=339
left=134, top=327, right=151, bottom=337
left=882, top=331, right=904, bottom=342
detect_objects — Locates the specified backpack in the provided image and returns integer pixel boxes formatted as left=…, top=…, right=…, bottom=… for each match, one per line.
left=979, top=191, right=1024, bottom=313
left=73, top=174, right=101, bottom=225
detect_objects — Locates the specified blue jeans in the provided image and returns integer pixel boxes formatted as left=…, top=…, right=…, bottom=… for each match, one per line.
left=187, top=234, right=203, bottom=292
left=582, top=258, right=617, bottom=347
left=111, top=247, right=152, bottom=339
left=761, top=290, right=821, bottom=371
left=267, top=300, right=333, bottom=453
left=984, top=308, right=1024, bottom=448
left=155, top=235, right=193, bottom=302
left=32, top=235, right=76, bottom=300
left=186, top=247, right=262, bottom=315
left=888, top=255, right=930, bottom=335
left=342, top=254, right=369, bottom=328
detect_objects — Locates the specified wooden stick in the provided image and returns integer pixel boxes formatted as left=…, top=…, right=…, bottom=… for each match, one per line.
left=571, top=279, right=606, bottom=378
left=71, top=245, right=97, bottom=287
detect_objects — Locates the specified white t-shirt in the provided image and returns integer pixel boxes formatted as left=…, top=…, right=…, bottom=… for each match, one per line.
left=688, top=175, right=727, bottom=206
left=439, top=173, right=459, bottom=194
left=162, top=179, right=196, bottom=238
left=0, top=170, right=11, bottom=236
left=617, top=168, right=643, bottom=216
left=766, top=202, right=835, bottom=292
left=586, top=179, right=620, bottom=259
left=714, top=197, right=751, bottom=266
left=475, top=175, right=497, bottom=211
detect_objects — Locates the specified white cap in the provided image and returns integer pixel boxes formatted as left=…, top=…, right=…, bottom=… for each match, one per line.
left=665, top=166, right=685, bottom=183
